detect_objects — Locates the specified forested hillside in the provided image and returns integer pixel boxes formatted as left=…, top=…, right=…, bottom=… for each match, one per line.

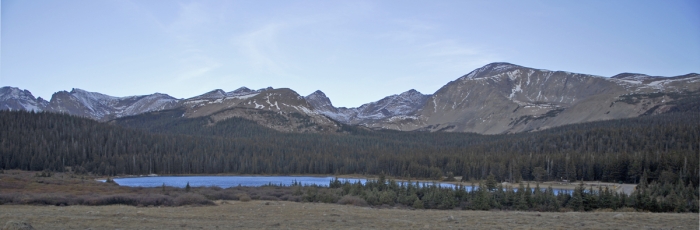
left=1, top=109, right=697, bottom=188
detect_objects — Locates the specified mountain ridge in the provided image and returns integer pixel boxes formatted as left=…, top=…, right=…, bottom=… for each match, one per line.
left=3, top=62, right=698, bottom=134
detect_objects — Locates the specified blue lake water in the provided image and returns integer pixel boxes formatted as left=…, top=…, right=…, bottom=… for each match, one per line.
left=111, top=176, right=571, bottom=194
left=112, top=176, right=365, bottom=188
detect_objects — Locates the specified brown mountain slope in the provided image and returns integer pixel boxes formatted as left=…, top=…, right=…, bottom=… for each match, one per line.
left=362, top=63, right=699, bottom=134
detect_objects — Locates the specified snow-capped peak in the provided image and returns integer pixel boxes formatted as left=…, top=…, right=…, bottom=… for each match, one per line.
left=1, top=87, right=36, bottom=101
left=460, top=62, right=523, bottom=80
left=70, top=88, right=118, bottom=103
left=227, top=87, right=254, bottom=96
left=306, top=90, right=328, bottom=99
left=610, top=73, right=661, bottom=81
left=0, top=86, right=47, bottom=112
left=305, top=90, right=335, bottom=112
left=398, top=89, right=425, bottom=99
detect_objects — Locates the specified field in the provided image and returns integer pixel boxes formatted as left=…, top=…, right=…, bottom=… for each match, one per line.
left=2, top=201, right=698, bottom=229
left=1, top=170, right=697, bottom=229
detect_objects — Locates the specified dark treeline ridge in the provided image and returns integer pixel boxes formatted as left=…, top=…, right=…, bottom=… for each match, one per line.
left=1, top=109, right=698, bottom=188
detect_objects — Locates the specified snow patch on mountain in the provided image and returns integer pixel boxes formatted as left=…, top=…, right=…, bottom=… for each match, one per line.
left=460, top=62, right=522, bottom=80
left=0, top=87, right=47, bottom=112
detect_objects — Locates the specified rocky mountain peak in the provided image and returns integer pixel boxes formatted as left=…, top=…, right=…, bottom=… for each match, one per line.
left=72, top=88, right=119, bottom=101
left=191, top=89, right=227, bottom=100
left=399, top=89, right=426, bottom=99
left=1, top=87, right=36, bottom=101
left=69, top=88, right=84, bottom=94
left=610, top=73, right=662, bottom=81
left=0, top=86, right=46, bottom=111
left=1, top=87, right=180, bottom=121
left=308, top=90, right=327, bottom=98
left=459, top=62, right=523, bottom=80
left=305, top=90, right=336, bottom=113
left=3, top=62, right=699, bottom=134
left=228, top=87, right=255, bottom=96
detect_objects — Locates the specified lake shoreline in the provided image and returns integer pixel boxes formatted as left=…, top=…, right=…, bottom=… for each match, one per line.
left=101, top=173, right=635, bottom=194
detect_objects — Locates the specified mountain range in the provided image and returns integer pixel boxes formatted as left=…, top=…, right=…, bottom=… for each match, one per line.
left=3, top=62, right=698, bottom=134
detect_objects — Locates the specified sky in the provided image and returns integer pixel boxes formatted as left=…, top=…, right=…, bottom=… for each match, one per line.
left=1, top=0, right=699, bottom=108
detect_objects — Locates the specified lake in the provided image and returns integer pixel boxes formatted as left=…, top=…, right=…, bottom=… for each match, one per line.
left=110, top=176, right=571, bottom=194
left=111, top=176, right=461, bottom=190
left=111, top=176, right=365, bottom=188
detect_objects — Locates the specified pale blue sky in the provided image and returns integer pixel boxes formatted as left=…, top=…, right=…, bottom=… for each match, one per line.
left=2, top=0, right=699, bottom=107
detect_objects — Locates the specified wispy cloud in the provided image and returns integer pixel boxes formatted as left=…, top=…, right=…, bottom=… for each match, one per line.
left=232, top=23, right=292, bottom=76
left=380, top=19, right=436, bottom=44
left=381, top=19, right=500, bottom=74
left=424, top=40, right=480, bottom=57
left=176, top=51, right=221, bottom=81
left=113, top=0, right=168, bottom=31
left=422, top=40, right=500, bottom=68
left=166, top=2, right=222, bottom=81
left=168, top=2, right=212, bottom=38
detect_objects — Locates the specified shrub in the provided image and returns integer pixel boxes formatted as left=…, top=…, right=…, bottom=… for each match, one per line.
left=280, top=194, right=301, bottom=202
left=558, top=207, right=574, bottom=212
left=259, top=195, right=278, bottom=201
left=617, top=207, right=637, bottom=212
left=21, top=194, right=70, bottom=206
left=412, top=198, right=424, bottom=209
left=137, top=194, right=174, bottom=206
left=270, top=190, right=286, bottom=198
left=0, top=193, right=23, bottom=204
left=174, top=193, right=213, bottom=206
left=314, top=189, right=340, bottom=203
left=379, top=191, right=396, bottom=205
left=337, top=195, right=367, bottom=207
left=198, top=188, right=237, bottom=200
left=84, top=194, right=138, bottom=206
left=238, top=193, right=252, bottom=202
left=594, top=208, right=615, bottom=212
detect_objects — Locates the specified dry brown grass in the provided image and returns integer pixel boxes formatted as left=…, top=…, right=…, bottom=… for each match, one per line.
left=0, top=170, right=305, bottom=207
left=1, top=201, right=698, bottom=229
left=337, top=195, right=367, bottom=206
left=1, top=170, right=698, bottom=229
left=237, top=193, right=252, bottom=202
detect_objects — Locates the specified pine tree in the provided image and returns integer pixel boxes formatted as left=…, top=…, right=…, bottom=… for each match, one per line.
left=569, top=182, right=585, bottom=211
left=524, top=183, right=533, bottom=208
left=474, top=182, right=490, bottom=210
left=485, top=174, right=497, bottom=191
left=412, top=198, right=424, bottom=209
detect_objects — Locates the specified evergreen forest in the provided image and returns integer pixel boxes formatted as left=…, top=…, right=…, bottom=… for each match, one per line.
left=0, top=108, right=698, bottom=212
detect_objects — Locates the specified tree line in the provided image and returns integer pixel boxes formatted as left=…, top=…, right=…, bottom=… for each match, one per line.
left=1, top=109, right=698, bottom=189
left=310, top=174, right=698, bottom=213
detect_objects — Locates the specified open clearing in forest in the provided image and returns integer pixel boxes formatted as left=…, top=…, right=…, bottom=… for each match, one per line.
left=1, top=200, right=697, bottom=230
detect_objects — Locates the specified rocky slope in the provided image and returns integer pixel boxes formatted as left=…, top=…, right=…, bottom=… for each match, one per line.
left=3, top=62, right=698, bottom=134
left=0, top=86, right=339, bottom=133
left=181, top=87, right=340, bottom=133
left=0, top=87, right=49, bottom=112
left=363, top=63, right=700, bottom=134
left=48, top=89, right=181, bottom=121
left=0, top=87, right=180, bottom=121
left=305, top=89, right=430, bottom=126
